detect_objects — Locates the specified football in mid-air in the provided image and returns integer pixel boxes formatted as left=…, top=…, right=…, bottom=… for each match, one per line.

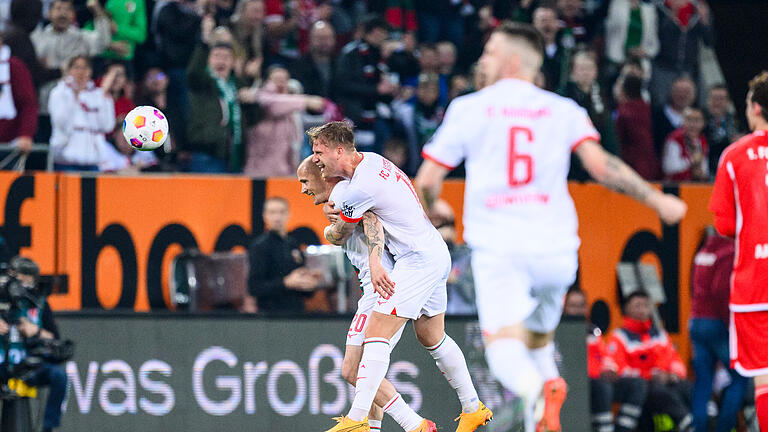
left=123, top=106, right=169, bottom=151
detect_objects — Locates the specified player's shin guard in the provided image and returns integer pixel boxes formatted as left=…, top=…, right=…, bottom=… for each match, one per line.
left=349, top=338, right=391, bottom=422
left=486, top=338, right=542, bottom=432
left=756, top=384, right=768, bottom=431
left=529, top=343, right=559, bottom=381
left=425, top=334, right=480, bottom=413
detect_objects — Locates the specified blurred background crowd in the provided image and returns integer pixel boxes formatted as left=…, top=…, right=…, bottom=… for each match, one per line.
left=0, top=0, right=737, bottom=181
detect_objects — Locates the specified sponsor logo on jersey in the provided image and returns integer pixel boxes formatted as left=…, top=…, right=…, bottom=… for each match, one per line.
left=341, top=202, right=355, bottom=218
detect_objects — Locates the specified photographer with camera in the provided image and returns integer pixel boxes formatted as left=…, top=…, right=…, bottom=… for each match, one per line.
left=0, top=256, right=68, bottom=432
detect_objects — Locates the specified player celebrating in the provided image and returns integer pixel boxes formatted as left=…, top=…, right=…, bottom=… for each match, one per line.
left=309, top=122, right=492, bottom=432
left=415, top=22, right=687, bottom=432
left=297, top=157, right=427, bottom=432
left=709, top=71, right=768, bottom=430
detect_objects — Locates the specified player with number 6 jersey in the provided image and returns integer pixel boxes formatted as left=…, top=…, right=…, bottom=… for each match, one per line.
left=416, top=21, right=687, bottom=432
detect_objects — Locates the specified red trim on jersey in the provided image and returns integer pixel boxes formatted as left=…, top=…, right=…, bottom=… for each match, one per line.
left=339, top=213, right=362, bottom=223
left=421, top=150, right=456, bottom=170
left=570, top=135, right=600, bottom=152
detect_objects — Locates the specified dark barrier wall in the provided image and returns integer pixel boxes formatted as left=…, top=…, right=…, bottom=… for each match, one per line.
left=53, top=315, right=588, bottom=432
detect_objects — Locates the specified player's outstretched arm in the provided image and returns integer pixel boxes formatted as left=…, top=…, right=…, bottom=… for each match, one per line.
left=362, top=211, right=395, bottom=297
left=415, top=160, right=451, bottom=212
left=576, top=140, right=687, bottom=225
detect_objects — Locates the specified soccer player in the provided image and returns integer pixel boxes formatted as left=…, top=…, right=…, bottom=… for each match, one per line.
left=414, top=22, right=687, bottom=432
left=709, top=71, right=768, bottom=430
left=309, top=123, right=492, bottom=432
left=296, top=157, right=425, bottom=432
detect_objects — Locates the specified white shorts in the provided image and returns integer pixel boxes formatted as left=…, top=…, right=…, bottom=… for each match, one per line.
left=346, top=287, right=406, bottom=347
left=472, top=250, right=577, bottom=334
left=372, top=251, right=450, bottom=320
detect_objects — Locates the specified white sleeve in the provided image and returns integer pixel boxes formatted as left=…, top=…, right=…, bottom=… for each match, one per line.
left=48, top=84, right=74, bottom=139
left=662, top=139, right=689, bottom=175
left=336, top=185, right=375, bottom=223
left=421, top=99, right=468, bottom=169
left=566, top=104, right=601, bottom=152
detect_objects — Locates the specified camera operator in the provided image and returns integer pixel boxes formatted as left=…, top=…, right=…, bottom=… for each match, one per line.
left=0, top=256, right=67, bottom=432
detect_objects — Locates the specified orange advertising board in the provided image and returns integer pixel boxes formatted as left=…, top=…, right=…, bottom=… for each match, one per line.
left=0, top=173, right=718, bottom=361
left=50, top=174, right=254, bottom=311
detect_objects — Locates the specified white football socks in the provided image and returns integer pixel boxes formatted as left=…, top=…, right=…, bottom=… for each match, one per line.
left=369, top=419, right=382, bottom=431
left=529, top=342, right=559, bottom=381
left=485, top=338, right=543, bottom=432
left=348, top=337, right=392, bottom=422
left=383, top=393, right=424, bottom=431
left=426, top=334, right=480, bottom=413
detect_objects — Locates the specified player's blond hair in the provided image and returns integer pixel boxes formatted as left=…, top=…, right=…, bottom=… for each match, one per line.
left=493, top=21, right=544, bottom=74
left=307, top=121, right=356, bottom=151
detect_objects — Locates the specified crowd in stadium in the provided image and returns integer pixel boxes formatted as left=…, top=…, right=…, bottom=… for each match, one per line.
left=0, top=0, right=737, bottom=180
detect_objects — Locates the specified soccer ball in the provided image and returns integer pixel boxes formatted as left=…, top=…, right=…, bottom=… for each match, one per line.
left=123, top=106, right=169, bottom=151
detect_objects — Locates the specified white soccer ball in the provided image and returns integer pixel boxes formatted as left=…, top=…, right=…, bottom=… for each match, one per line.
left=122, top=105, right=169, bottom=151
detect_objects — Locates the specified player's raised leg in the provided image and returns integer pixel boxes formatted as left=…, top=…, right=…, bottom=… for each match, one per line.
left=524, top=284, right=571, bottom=432
left=472, top=252, right=562, bottom=432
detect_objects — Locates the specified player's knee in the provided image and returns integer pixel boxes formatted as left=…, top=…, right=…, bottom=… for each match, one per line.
left=526, top=329, right=555, bottom=349
left=341, top=357, right=358, bottom=385
left=415, top=329, right=442, bottom=348
left=413, top=321, right=445, bottom=348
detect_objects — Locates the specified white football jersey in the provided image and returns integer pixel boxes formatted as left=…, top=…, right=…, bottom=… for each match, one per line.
left=422, top=78, right=600, bottom=256
left=331, top=153, right=447, bottom=260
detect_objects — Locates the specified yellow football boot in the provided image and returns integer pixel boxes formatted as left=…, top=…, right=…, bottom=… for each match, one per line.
left=323, top=416, right=370, bottom=432
left=455, top=401, right=493, bottom=432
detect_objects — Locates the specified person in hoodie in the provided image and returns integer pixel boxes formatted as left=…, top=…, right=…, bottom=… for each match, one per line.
left=239, top=65, right=325, bottom=178
left=48, top=55, right=116, bottom=171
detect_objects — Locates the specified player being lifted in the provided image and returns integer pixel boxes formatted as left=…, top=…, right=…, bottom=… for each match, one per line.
left=709, top=71, right=768, bottom=431
left=309, top=123, right=492, bottom=432
left=297, top=156, right=427, bottom=432
left=415, top=22, right=687, bottom=432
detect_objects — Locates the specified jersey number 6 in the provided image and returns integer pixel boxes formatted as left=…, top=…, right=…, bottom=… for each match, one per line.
left=508, top=126, right=534, bottom=187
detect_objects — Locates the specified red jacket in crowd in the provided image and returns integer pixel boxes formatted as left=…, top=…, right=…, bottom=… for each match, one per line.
left=0, top=49, right=38, bottom=143
left=691, top=233, right=734, bottom=324
left=603, top=317, right=687, bottom=380
left=662, top=127, right=709, bottom=181
left=616, top=98, right=660, bottom=181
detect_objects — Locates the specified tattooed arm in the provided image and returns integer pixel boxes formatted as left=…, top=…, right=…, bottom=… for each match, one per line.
left=362, top=211, right=385, bottom=262
left=415, top=160, right=450, bottom=213
left=323, top=216, right=356, bottom=245
left=362, top=211, right=395, bottom=297
left=576, top=140, right=687, bottom=224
